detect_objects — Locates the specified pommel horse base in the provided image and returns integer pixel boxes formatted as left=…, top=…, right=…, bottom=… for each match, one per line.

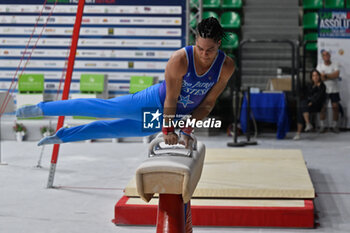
left=113, top=147, right=315, bottom=229
left=123, top=135, right=205, bottom=233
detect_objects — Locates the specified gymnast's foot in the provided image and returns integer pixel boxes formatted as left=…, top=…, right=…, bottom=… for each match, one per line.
left=16, top=105, right=43, bottom=118
left=38, top=135, right=63, bottom=146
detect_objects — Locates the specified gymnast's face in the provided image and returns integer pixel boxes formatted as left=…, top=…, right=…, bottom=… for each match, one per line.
left=195, top=36, right=221, bottom=66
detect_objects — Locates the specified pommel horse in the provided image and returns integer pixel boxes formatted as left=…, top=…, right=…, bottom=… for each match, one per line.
left=135, top=134, right=206, bottom=233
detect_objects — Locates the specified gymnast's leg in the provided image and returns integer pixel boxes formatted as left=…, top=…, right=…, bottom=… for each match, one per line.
left=16, top=83, right=162, bottom=120
left=38, top=118, right=160, bottom=145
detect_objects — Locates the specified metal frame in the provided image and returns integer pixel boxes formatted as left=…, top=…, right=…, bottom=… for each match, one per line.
left=188, top=0, right=202, bottom=44
left=237, top=39, right=299, bottom=95
left=47, top=0, right=85, bottom=188
left=228, top=39, right=300, bottom=147
left=302, top=40, right=317, bottom=90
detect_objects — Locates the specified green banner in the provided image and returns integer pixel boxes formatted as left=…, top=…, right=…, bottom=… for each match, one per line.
left=80, top=74, right=105, bottom=93
left=18, top=74, right=44, bottom=92
left=129, top=76, right=154, bottom=94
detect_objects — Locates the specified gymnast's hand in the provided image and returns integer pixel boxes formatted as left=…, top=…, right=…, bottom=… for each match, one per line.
left=163, top=132, right=178, bottom=145
left=181, top=133, right=191, bottom=149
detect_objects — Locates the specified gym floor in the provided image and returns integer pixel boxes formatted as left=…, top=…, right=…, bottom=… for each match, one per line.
left=1, top=131, right=349, bottom=233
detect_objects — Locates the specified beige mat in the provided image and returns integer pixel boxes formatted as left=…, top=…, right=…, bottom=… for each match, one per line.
left=125, top=197, right=306, bottom=208
left=125, top=148, right=315, bottom=199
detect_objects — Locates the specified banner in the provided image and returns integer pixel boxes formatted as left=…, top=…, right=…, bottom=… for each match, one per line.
left=0, top=15, right=182, bottom=25
left=0, top=5, right=181, bottom=14
left=318, top=10, right=350, bottom=128
left=0, top=27, right=181, bottom=37
left=18, top=73, right=44, bottom=92
left=0, top=0, right=187, bottom=97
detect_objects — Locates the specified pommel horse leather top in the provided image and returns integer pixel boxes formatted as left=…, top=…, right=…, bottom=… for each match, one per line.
left=135, top=136, right=206, bottom=203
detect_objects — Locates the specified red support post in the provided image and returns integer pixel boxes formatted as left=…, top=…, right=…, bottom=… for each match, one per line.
left=185, top=201, right=193, bottom=233
left=47, top=0, right=85, bottom=188
left=156, top=194, right=188, bottom=233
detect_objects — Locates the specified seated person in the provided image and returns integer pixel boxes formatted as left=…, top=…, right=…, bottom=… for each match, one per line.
left=293, top=69, right=326, bottom=140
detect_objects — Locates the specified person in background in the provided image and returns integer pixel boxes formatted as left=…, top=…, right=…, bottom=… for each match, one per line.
left=293, top=69, right=326, bottom=140
left=316, top=49, right=341, bottom=133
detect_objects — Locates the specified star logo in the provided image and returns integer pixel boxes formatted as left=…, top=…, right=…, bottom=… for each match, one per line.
left=150, top=109, right=162, bottom=122
left=142, top=108, right=162, bottom=131
left=178, top=95, right=194, bottom=108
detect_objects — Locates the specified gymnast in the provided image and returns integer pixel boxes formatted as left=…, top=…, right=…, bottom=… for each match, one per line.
left=16, top=17, right=235, bottom=146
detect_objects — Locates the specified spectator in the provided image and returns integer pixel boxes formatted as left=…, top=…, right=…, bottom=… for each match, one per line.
left=316, top=49, right=341, bottom=133
left=293, top=69, right=326, bottom=140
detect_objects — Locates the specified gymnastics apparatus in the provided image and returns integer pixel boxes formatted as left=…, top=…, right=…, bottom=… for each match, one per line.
left=1, top=0, right=317, bottom=231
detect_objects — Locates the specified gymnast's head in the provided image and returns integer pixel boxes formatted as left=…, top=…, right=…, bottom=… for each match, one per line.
left=195, top=17, right=225, bottom=64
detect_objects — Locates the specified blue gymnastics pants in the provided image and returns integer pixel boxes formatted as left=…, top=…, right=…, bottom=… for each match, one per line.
left=37, top=84, right=163, bottom=143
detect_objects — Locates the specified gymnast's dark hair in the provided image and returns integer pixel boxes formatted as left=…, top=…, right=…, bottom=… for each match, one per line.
left=196, top=17, right=226, bottom=43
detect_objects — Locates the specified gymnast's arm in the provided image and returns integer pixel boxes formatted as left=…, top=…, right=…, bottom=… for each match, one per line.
left=163, top=49, right=188, bottom=145
left=191, top=56, right=235, bottom=121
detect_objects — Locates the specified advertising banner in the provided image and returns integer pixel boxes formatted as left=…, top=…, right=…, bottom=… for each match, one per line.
left=318, top=10, right=350, bottom=128
left=18, top=74, right=44, bottom=92
left=0, top=0, right=187, bottom=97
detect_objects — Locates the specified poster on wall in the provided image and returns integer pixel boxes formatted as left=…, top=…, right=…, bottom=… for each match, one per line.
left=318, top=10, right=350, bottom=128
left=0, top=0, right=187, bottom=99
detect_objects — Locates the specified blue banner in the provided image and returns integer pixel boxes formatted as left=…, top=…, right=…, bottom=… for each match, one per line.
left=318, top=10, right=350, bottom=38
